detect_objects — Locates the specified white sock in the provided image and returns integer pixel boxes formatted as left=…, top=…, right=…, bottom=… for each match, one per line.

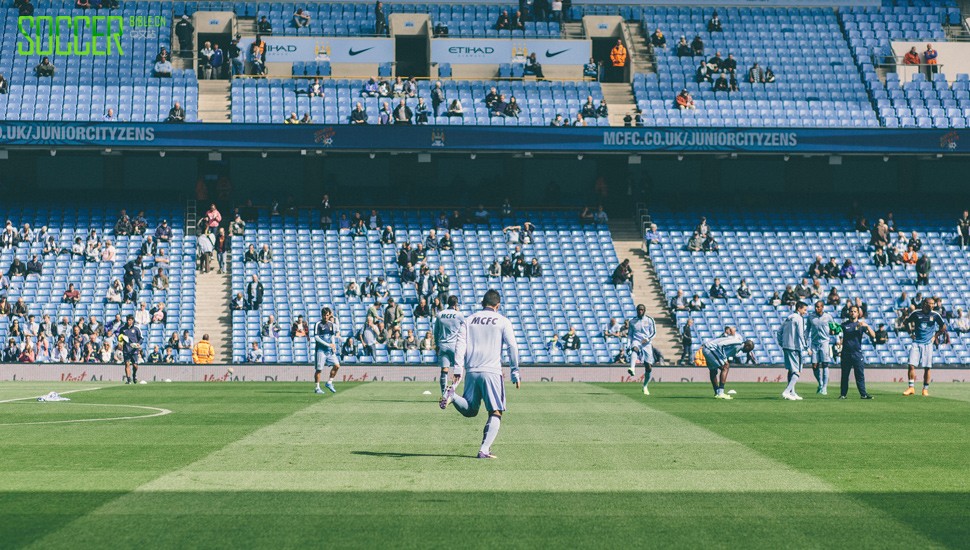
left=328, top=377, right=334, bottom=383
left=785, top=374, right=799, bottom=394
left=480, top=415, right=501, bottom=454
left=315, top=382, right=321, bottom=389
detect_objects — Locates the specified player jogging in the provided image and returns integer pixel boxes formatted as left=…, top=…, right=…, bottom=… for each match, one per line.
left=778, top=301, right=809, bottom=400
left=627, top=304, right=656, bottom=395
left=839, top=305, right=874, bottom=400
left=120, top=315, right=143, bottom=384
left=440, top=289, right=519, bottom=459
left=701, top=326, right=754, bottom=399
left=434, top=295, right=465, bottom=395
left=313, top=307, right=340, bottom=394
left=807, top=300, right=836, bottom=395
left=902, top=298, right=947, bottom=396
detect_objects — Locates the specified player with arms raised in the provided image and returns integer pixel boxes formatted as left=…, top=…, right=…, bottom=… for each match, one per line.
left=701, top=326, right=754, bottom=399
left=434, top=295, right=465, bottom=396
left=313, top=307, right=340, bottom=394
left=440, top=289, right=519, bottom=459
left=902, top=298, right=947, bottom=397
left=627, top=304, right=656, bottom=395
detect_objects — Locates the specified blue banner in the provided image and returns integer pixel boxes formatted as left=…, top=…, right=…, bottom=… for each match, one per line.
left=0, top=122, right=963, bottom=154
left=431, top=39, right=591, bottom=66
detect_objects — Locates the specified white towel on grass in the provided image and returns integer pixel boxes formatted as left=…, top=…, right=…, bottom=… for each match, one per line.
left=37, top=392, right=71, bottom=402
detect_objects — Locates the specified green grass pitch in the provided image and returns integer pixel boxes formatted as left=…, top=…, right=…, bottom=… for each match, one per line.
left=1, top=380, right=969, bottom=549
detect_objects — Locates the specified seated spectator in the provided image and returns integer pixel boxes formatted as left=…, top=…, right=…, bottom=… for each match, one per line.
left=494, top=10, right=510, bottom=30
left=261, top=315, right=280, bottom=339
left=228, top=291, right=245, bottom=311
left=62, top=284, right=81, bottom=306
left=747, top=63, right=764, bottom=84
left=0, top=73, right=8, bottom=95
left=709, top=277, right=728, bottom=299
left=688, top=294, right=705, bottom=311
left=524, top=53, right=544, bottom=79
left=350, top=102, right=368, bottom=124
left=290, top=315, right=309, bottom=338
left=510, top=10, right=525, bottom=30
left=764, top=67, right=775, bottom=83
left=299, top=113, right=311, bottom=124
left=419, top=331, right=435, bottom=351
left=387, top=328, right=405, bottom=350
left=873, top=246, right=889, bottom=267
left=258, top=244, right=273, bottom=263
left=583, top=57, right=599, bottom=80
left=695, top=61, right=711, bottom=83
left=651, top=28, right=666, bottom=48
left=736, top=279, right=751, bottom=300
left=485, top=87, right=499, bottom=108
left=675, top=89, right=695, bottom=110
left=686, top=231, right=705, bottom=252
left=439, top=232, right=453, bottom=251
left=794, top=278, right=812, bottom=300
left=25, top=255, right=42, bottom=276
left=839, top=259, right=856, bottom=280
left=473, top=205, right=489, bottom=223
left=490, top=94, right=508, bottom=117
left=806, top=255, right=824, bottom=279
left=823, top=257, right=840, bottom=279
left=150, top=302, right=167, bottom=325
left=908, top=231, right=922, bottom=252
left=488, top=260, right=501, bottom=278
left=550, top=113, right=567, bottom=127
left=953, top=308, right=970, bottom=333
left=676, top=36, right=691, bottom=57
left=781, top=285, right=797, bottom=306
left=293, top=7, right=311, bottom=27
left=413, top=297, right=432, bottom=318
left=284, top=112, right=299, bottom=124
left=105, top=279, right=123, bottom=303
left=722, top=54, right=737, bottom=74
left=571, top=113, right=587, bottom=127
left=167, top=102, right=185, bottom=122
left=688, top=35, right=704, bottom=57
left=702, top=233, right=719, bottom=253
left=596, top=100, right=609, bottom=118
left=153, top=57, right=173, bottom=77
left=611, top=259, right=633, bottom=288
left=393, top=99, right=412, bottom=124
left=713, top=73, right=728, bottom=91
left=903, top=46, right=920, bottom=65
left=512, top=258, right=527, bottom=278
left=707, top=10, right=722, bottom=32
left=7, top=257, right=26, bottom=278
left=670, top=290, right=688, bottom=311
left=243, top=244, right=258, bottom=263
left=500, top=257, right=513, bottom=277
left=707, top=52, right=723, bottom=73
left=377, top=78, right=391, bottom=97
left=35, top=57, right=55, bottom=77
left=580, top=96, right=597, bottom=119
left=447, top=99, right=463, bottom=117
left=361, top=78, right=379, bottom=97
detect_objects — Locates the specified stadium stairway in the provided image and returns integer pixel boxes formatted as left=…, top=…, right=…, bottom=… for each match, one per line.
left=199, top=81, right=232, bottom=123
left=194, top=270, right=233, bottom=363
left=608, top=219, right=681, bottom=360
left=601, top=83, right=637, bottom=126
left=622, top=22, right=655, bottom=78
left=562, top=21, right=585, bottom=39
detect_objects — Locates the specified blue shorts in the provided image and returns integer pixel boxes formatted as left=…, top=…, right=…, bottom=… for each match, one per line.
left=315, top=349, right=339, bottom=372
left=438, top=347, right=456, bottom=369
left=783, top=349, right=802, bottom=373
left=908, top=343, right=934, bottom=369
left=702, top=348, right=725, bottom=370
left=811, top=343, right=832, bottom=364
left=461, top=371, right=506, bottom=414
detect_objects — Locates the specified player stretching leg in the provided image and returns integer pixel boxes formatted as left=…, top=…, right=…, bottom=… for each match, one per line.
left=313, top=307, right=341, bottom=394
left=627, top=304, right=656, bottom=395
left=435, top=296, right=465, bottom=397
left=701, top=326, right=754, bottom=399
left=808, top=300, right=836, bottom=395
left=902, top=298, right=946, bottom=397
left=120, top=315, right=143, bottom=384
left=440, top=290, right=519, bottom=459
left=778, top=301, right=809, bottom=400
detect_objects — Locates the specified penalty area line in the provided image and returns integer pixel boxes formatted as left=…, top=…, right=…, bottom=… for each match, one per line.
left=0, top=386, right=105, bottom=404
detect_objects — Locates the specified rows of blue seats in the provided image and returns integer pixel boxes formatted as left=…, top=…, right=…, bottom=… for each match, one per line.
left=229, top=209, right=634, bottom=364
left=231, top=78, right=605, bottom=126
left=0, top=82, right=199, bottom=122
left=651, top=206, right=970, bottom=365
left=635, top=6, right=878, bottom=127
left=0, top=205, right=196, bottom=361
left=876, top=72, right=970, bottom=128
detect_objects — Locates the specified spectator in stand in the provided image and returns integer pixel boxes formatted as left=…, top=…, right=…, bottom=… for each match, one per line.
left=488, top=260, right=501, bottom=278
left=596, top=100, right=608, bottom=118
left=246, top=274, right=264, bottom=310
left=511, top=10, right=525, bottom=30
left=504, top=96, right=521, bottom=118
left=415, top=97, right=431, bottom=124
left=688, top=294, right=705, bottom=311
left=7, top=257, right=26, bottom=278
left=167, top=102, right=185, bottom=122
left=675, top=89, right=695, bottom=110
left=584, top=57, right=599, bottom=80
left=707, top=10, right=722, bottom=32
left=822, top=257, right=839, bottom=279
left=490, top=94, right=508, bottom=117
left=643, top=224, right=661, bottom=256
left=361, top=78, right=379, bottom=97
left=736, top=279, right=751, bottom=300
left=827, top=287, right=841, bottom=306
left=284, top=112, right=299, bottom=124
left=722, top=54, right=737, bottom=74
left=350, top=102, right=368, bottom=124
left=447, top=99, right=464, bottom=117
left=154, top=219, right=172, bottom=243
left=873, top=246, right=889, bottom=268
left=199, top=41, right=214, bottom=79
left=494, top=10, right=510, bottom=30
left=695, top=61, right=712, bottom=83
left=439, top=232, right=453, bottom=251
left=747, top=62, right=764, bottom=84
left=908, top=231, right=922, bottom=252
left=713, top=72, right=728, bottom=92
left=807, top=255, right=825, bottom=279
left=525, top=53, right=544, bottom=79
left=651, top=27, right=666, bottom=48
left=290, top=315, right=309, bottom=339
left=210, top=44, right=224, bottom=79
left=706, top=52, right=723, bottom=73
left=35, top=57, right=55, bottom=77
left=915, top=253, right=931, bottom=287
left=709, top=277, right=728, bottom=299
left=953, top=308, right=970, bottom=333
left=901, top=245, right=918, bottom=265
left=26, top=255, right=42, bottom=276
left=581, top=96, right=597, bottom=119
left=18, top=0, right=33, bottom=16
left=592, top=206, right=608, bottom=224
left=609, top=40, right=627, bottom=82
left=670, top=289, right=688, bottom=311
left=152, top=268, right=169, bottom=291
left=958, top=210, right=970, bottom=248
left=839, top=259, right=856, bottom=281
left=691, top=35, right=704, bottom=57
left=59, top=283, right=81, bottom=307
left=903, top=46, right=920, bottom=65
left=258, top=244, right=273, bottom=264
left=106, top=279, right=123, bottom=303
left=261, top=315, right=280, bottom=339
left=924, top=43, right=938, bottom=74
left=393, top=99, right=413, bottom=124
left=293, top=7, right=311, bottom=27
left=764, top=67, right=775, bottom=83
left=612, top=259, right=633, bottom=288
left=794, top=278, right=813, bottom=300
left=676, top=36, right=691, bottom=57
left=571, top=113, right=587, bottom=127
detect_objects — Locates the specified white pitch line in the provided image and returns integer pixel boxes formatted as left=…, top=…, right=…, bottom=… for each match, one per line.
left=0, top=387, right=173, bottom=426
left=0, top=386, right=104, bottom=404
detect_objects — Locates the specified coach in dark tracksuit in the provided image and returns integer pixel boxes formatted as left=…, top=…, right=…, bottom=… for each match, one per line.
left=840, top=305, right=873, bottom=399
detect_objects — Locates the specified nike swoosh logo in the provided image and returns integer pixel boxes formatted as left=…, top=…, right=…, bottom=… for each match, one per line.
left=348, top=47, right=375, bottom=56
left=545, top=49, right=569, bottom=58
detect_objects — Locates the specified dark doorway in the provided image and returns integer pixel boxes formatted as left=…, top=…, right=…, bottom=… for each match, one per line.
left=395, top=36, right=429, bottom=77
left=592, top=37, right=624, bottom=82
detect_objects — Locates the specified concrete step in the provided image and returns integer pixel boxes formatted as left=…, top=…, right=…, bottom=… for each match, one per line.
left=194, top=269, right=233, bottom=363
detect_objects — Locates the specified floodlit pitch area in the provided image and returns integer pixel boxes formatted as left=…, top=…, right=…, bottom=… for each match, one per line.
left=1, top=381, right=969, bottom=548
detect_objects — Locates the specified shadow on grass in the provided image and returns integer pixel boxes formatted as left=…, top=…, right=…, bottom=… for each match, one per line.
left=351, top=450, right=473, bottom=459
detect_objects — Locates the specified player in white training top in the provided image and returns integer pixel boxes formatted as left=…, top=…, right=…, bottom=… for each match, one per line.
left=440, top=289, right=519, bottom=459
left=434, top=295, right=466, bottom=396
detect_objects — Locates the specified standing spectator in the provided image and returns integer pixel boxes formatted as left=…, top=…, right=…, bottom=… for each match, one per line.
left=210, top=44, right=224, bottom=79
left=214, top=228, right=229, bottom=274
left=903, top=46, right=920, bottom=65
left=958, top=210, right=970, bottom=248
left=431, top=81, right=446, bottom=117
left=199, top=41, right=214, bottom=79
left=375, top=1, right=388, bottom=35
left=680, top=318, right=694, bottom=364
left=923, top=43, right=938, bottom=75
left=246, top=274, right=264, bottom=310
left=197, top=229, right=215, bottom=273
left=175, top=15, right=194, bottom=58
left=192, top=334, right=215, bottom=364
left=205, top=203, right=222, bottom=231
left=227, top=37, right=243, bottom=77
left=915, top=254, right=931, bottom=287
left=609, top=40, right=627, bottom=82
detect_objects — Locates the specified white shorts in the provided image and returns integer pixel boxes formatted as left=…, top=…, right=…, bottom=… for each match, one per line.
left=908, top=343, right=934, bottom=369
left=783, top=349, right=802, bottom=374
left=702, top=348, right=725, bottom=370
left=631, top=344, right=654, bottom=366
left=462, top=371, right=506, bottom=413
left=315, top=349, right=339, bottom=371
left=811, top=343, right=832, bottom=364
left=438, top=347, right=456, bottom=369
